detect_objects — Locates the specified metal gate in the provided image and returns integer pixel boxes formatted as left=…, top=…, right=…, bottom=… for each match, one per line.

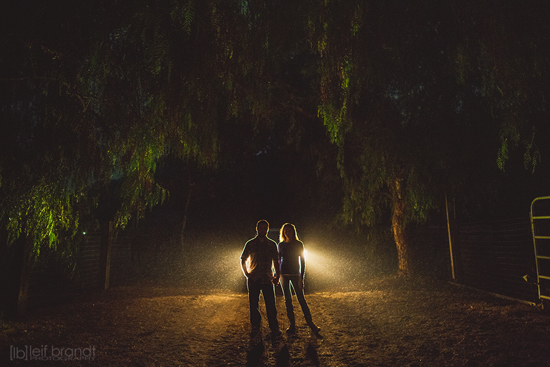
left=530, top=196, right=550, bottom=306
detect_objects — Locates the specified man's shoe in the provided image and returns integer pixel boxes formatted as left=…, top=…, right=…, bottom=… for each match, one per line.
left=286, top=325, right=296, bottom=334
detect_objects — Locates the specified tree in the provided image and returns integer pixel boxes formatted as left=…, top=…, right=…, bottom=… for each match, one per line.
left=308, top=0, right=550, bottom=276
left=451, top=0, right=550, bottom=172
left=306, top=0, right=448, bottom=275
left=0, top=0, right=259, bottom=312
left=2, top=0, right=549, bottom=295
left=0, top=0, right=259, bottom=248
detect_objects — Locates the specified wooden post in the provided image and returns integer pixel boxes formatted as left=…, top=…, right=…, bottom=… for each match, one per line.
left=180, top=187, right=191, bottom=255
left=99, top=221, right=113, bottom=290
left=180, top=180, right=193, bottom=261
left=16, top=235, right=31, bottom=316
left=445, top=192, right=456, bottom=281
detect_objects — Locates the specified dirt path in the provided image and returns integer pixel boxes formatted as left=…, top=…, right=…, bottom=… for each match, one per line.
left=2, top=277, right=550, bottom=366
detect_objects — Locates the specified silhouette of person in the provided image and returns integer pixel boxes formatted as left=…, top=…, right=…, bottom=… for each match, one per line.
left=240, top=220, right=281, bottom=337
left=278, top=223, right=320, bottom=334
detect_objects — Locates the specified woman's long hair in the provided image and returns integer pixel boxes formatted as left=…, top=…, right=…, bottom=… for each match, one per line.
left=279, top=223, right=300, bottom=243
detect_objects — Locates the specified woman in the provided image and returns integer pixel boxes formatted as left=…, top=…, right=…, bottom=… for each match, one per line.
left=278, top=223, right=320, bottom=334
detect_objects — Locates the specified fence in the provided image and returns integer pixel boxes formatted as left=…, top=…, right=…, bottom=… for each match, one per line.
left=25, top=216, right=183, bottom=309
left=26, top=228, right=135, bottom=308
left=408, top=217, right=538, bottom=304
left=24, top=216, right=540, bottom=307
left=454, top=218, right=538, bottom=304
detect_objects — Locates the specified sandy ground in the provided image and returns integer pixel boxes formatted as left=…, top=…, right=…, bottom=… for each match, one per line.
left=1, top=275, right=550, bottom=367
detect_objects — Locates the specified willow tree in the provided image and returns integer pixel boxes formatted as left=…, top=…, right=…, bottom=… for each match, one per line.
left=306, top=0, right=550, bottom=276
left=451, top=0, right=550, bottom=173
left=0, top=0, right=267, bottom=245
left=303, top=1, right=449, bottom=275
left=0, top=0, right=266, bottom=313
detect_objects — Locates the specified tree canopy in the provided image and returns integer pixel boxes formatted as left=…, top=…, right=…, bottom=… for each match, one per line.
left=309, top=0, right=550, bottom=274
left=1, top=0, right=239, bottom=251
left=1, top=0, right=549, bottom=276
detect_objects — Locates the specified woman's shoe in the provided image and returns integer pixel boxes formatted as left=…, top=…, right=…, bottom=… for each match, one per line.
left=307, top=321, right=320, bottom=334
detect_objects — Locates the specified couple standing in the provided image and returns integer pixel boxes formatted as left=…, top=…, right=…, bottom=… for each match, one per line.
left=240, top=220, right=320, bottom=338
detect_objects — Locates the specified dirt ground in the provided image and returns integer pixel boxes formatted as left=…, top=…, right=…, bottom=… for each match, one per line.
left=1, top=275, right=550, bottom=367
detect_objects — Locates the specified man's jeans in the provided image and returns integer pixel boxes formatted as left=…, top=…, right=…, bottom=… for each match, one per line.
left=247, top=277, right=279, bottom=332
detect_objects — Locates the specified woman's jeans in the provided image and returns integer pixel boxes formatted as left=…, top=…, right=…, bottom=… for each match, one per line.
left=247, top=277, right=279, bottom=332
left=280, top=274, right=312, bottom=326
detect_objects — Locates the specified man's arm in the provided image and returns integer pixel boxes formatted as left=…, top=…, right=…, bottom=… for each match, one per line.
left=271, top=242, right=280, bottom=284
left=271, top=260, right=280, bottom=285
left=240, top=243, right=249, bottom=278
left=272, top=257, right=280, bottom=278
left=241, top=257, right=249, bottom=278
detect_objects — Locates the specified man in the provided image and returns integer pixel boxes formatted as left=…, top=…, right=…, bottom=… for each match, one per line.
left=240, top=220, right=281, bottom=337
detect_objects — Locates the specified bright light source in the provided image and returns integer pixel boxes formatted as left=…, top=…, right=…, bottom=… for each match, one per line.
left=300, top=243, right=349, bottom=289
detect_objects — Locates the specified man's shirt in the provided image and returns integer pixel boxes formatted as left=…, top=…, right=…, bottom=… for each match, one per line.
left=241, top=236, right=279, bottom=284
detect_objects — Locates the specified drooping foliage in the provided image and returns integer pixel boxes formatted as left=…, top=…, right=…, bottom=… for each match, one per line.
left=2, top=0, right=549, bottom=278
left=306, top=0, right=550, bottom=274
left=0, top=0, right=265, bottom=255
left=451, top=1, right=550, bottom=172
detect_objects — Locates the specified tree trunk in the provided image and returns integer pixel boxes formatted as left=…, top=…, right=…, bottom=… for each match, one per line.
left=0, top=231, right=32, bottom=318
left=391, top=177, right=412, bottom=277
